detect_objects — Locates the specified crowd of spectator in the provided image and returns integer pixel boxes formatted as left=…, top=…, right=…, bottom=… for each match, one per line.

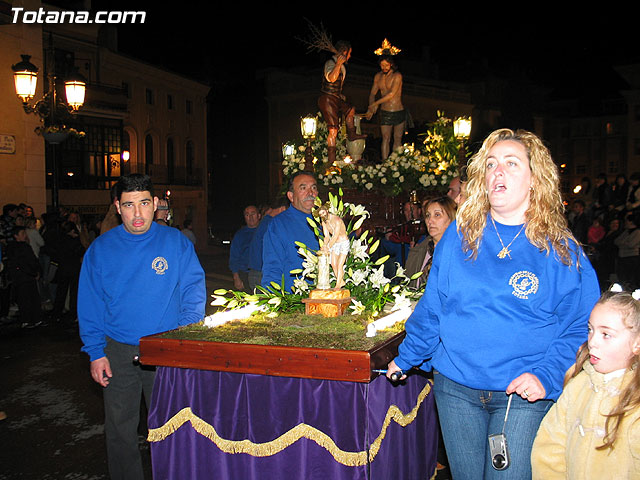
left=568, top=172, right=640, bottom=289
left=0, top=203, right=105, bottom=328
left=0, top=198, right=198, bottom=329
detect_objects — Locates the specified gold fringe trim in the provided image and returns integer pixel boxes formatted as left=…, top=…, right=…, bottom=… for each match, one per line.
left=148, top=380, right=432, bottom=467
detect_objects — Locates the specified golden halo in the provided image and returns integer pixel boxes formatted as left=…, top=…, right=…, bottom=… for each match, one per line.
left=374, top=38, right=401, bottom=56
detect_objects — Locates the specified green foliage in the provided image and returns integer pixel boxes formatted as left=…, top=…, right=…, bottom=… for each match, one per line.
left=210, top=189, right=423, bottom=318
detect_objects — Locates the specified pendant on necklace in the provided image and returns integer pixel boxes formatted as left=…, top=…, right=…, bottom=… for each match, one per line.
left=497, top=247, right=510, bottom=259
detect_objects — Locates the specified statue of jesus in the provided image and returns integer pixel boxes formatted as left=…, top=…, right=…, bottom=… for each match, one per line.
left=317, top=206, right=349, bottom=290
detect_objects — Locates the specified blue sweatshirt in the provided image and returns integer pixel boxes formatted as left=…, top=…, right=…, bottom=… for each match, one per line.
left=78, top=222, right=205, bottom=361
left=248, top=215, right=273, bottom=271
left=261, top=206, right=319, bottom=292
left=228, top=225, right=257, bottom=273
left=395, top=218, right=600, bottom=401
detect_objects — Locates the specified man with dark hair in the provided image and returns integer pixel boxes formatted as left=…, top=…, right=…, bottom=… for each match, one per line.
left=0, top=203, right=19, bottom=243
left=155, top=198, right=170, bottom=226
left=570, top=199, right=590, bottom=245
left=317, top=40, right=366, bottom=164
left=367, top=54, right=406, bottom=159
left=261, top=171, right=319, bottom=291
left=229, top=205, right=261, bottom=291
left=181, top=218, right=196, bottom=245
left=593, top=173, right=612, bottom=218
left=626, top=172, right=640, bottom=211
left=78, top=173, right=205, bottom=480
left=6, top=225, right=43, bottom=328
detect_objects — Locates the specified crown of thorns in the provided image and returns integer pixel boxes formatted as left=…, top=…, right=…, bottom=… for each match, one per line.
left=312, top=201, right=333, bottom=220
left=374, top=39, right=401, bottom=56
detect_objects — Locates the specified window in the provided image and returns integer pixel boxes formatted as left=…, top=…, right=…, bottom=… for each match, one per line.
left=186, top=140, right=194, bottom=175
left=145, top=134, right=154, bottom=173
left=167, top=94, right=174, bottom=110
left=186, top=99, right=192, bottom=114
left=145, top=88, right=154, bottom=105
left=51, top=121, right=123, bottom=190
left=167, top=138, right=175, bottom=183
left=605, top=122, right=614, bottom=135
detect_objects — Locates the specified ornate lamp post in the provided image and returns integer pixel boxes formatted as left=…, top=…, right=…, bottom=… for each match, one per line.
left=12, top=39, right=87, bottom=210
left=282, top=142, right=295, bottom=159
left=453, top=116, right=472, bottom=167
left=300, top=114, right=317, bottom=172
left=12, top=54, right=86, bottom=125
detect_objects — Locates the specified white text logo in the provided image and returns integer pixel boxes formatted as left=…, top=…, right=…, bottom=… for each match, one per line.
left=11, top=8, right=146, bottom=24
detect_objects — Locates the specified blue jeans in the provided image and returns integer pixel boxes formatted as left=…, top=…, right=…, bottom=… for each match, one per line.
left=433, top=372, right=552, bottom=479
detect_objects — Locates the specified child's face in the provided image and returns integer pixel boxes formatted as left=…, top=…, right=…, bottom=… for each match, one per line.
left=588, top=303, right=640, bottom=374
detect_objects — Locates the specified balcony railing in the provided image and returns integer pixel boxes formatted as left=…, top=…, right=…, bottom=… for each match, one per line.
left=54, top=164, right=204, bottom=190
left=139, top=163, right=204, bottom=186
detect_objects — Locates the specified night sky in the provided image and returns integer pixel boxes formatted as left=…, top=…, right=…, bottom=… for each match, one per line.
left=40, top=2, right=639, bottom=104
left=44, top=3, right=640, bottom=228
left=103, top=7, right=639, bottom=92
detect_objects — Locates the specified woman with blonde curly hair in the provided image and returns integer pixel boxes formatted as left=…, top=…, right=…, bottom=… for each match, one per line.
left=387, top=128, right=601, bottom=479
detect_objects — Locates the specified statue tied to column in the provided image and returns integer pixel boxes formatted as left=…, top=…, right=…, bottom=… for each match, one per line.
left=366, top=39, right=406, bottom=160
left=315, top=203, right=349, bottom=290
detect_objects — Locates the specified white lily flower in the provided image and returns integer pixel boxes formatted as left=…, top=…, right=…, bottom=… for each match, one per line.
left=370, top=265, right=391, bottom=289
left=348, top=268, right=368, bottom=286
left=293, top=277, right=310, bottom=294
left=348, top=239, right=368, bottom=262
left=349, top=299, right=366, bottom=315
left=348, top=203, right=369, bottom=218
left=391, top=293, right=411, bottom=312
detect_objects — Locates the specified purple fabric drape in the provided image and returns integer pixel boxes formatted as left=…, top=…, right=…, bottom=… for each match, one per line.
left=148, top=368, right=437, bottom=480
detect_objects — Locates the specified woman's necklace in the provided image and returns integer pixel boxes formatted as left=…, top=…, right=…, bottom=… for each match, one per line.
left=490, top=215, right=525, bottom=259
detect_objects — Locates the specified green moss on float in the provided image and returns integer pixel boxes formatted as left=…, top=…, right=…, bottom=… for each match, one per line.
left=156, top=312, right=405, bottom=350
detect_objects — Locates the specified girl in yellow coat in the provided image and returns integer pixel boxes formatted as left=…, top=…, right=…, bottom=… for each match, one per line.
left=531, top=285, right=640, bottom=478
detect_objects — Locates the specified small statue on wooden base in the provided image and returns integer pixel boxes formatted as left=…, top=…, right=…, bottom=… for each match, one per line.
left=303, top=203, right=352, bottom=317
left=317, top=204, right=349, bottom=290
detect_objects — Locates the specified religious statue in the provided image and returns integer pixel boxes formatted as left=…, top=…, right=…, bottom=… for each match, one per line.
left=366, top=39, right=406, bottom=160
left=316, top=203, right=349, bottom=290
left=299, top=22, right=366, bottom=164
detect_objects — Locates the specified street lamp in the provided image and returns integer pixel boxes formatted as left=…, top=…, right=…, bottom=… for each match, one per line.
left=12, top=37, right=87, bottom=211
left=300, top=114, right=317, bottom=171
left=12, top=55, right=86, bottom=119
left=64, top=69, right=86, bottom=111
left=453, top=116, right=472, bottom=168
left=453, top=117, right=472, bottom=139
left=12, top=54, right=38, bottom=103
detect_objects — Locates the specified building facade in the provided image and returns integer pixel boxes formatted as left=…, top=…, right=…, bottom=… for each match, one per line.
left=1, top=0, right=210, bottom=247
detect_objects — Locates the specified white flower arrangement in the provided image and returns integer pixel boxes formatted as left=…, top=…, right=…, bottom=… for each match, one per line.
left=281, top=111, right=463, bottom=196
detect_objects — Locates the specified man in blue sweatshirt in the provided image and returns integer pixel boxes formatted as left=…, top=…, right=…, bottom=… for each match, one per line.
left=78, top=173, right=205, bottom=480
left=261, top=171, right=319, bottom=292
left=229, top=205, right=260, bottom=292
